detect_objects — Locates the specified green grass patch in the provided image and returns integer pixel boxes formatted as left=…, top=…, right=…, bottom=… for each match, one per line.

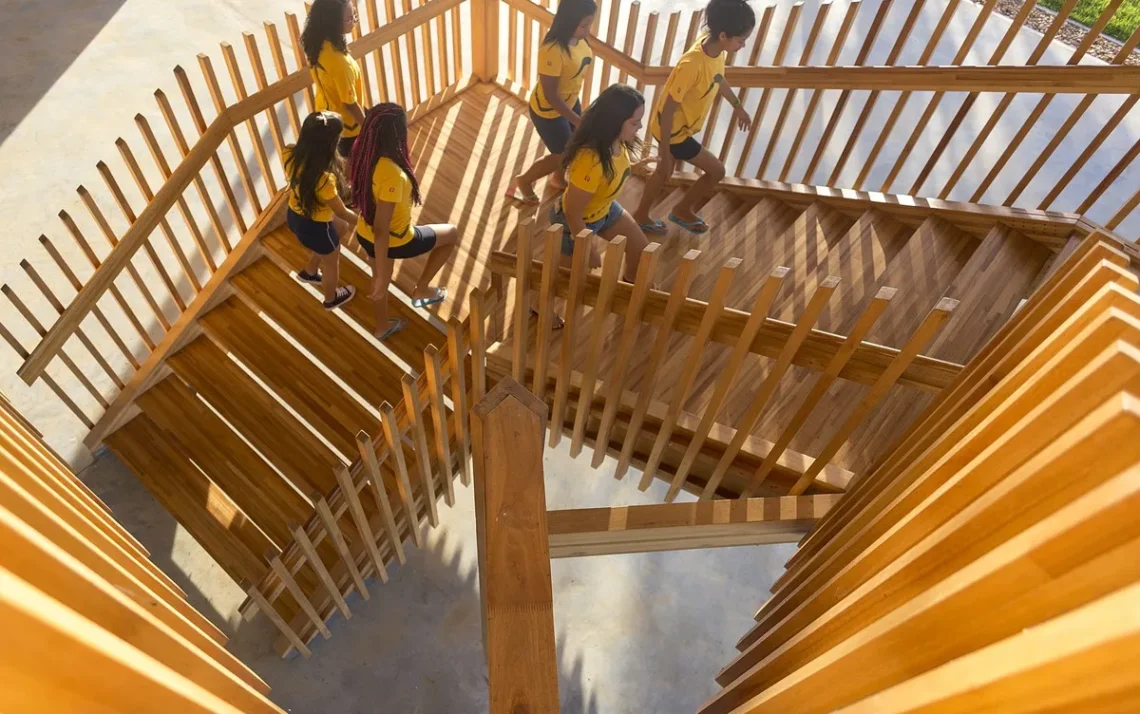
left=1038, top=0, right=1140, bottom=42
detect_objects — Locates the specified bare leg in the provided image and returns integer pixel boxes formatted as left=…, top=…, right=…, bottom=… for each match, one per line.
left=304, top=252, right=321, bottom=276
left=673, top=147, right=726, bottom=222
left=600, top=210, right=652, bottom=283
left=411, top=224, right=460, bottom=300
left=319, top=249, right=341, bottom=303
left=633, top=150, right=675, bottom=225
left=510, top=153, right=564, bottom=198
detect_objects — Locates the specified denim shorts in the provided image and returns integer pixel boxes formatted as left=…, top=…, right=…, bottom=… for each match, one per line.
left=550, top=200, right=624, bottom=256
left=529, top=100, right=582, bottom=154
left=286, top=209, right=340, bottom=256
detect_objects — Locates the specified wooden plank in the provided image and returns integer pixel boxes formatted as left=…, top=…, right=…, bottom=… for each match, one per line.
left=550, top=231, right=593, bottom=447
left=380, top=402, right=423, bottom=548
left=0, top=324, right=92, bottom=429
left=424, top=346, right=456, bottom=507
left=263, top=21, right=303, bottom=136
left=548, top=495, right=840, bottom=557
left=617, top=2, right=641, bottom=86
left=245, top=30, right=291, bottom=151
left=313, top=494, right=369, bottom=599
left=648, top=258, right=740, bottom=498
left=334, top=463, right=389, bottom=582
left=730, top=4, right=784, bottom=171
left=401, top=373, right=439, bottom=527
left=198, top=53, right=264, bottom=215
left=471, top=378, right=558, bottom=712
left=447, top=316, right=472, bottom=486
left=353, top=434, right=400, bottom=572
left=291, top=524, right=350, bottom=620
left=511, top=219, right=533, bottom=382
left=468, top=289, right=488, bottom=406
left=246, top=581, right=311, bottom=658
left=570, top=237, right=627, bottom=457
left=531, top=226, right=563, bottom=403
left=700, top=277, right=840, bottom=500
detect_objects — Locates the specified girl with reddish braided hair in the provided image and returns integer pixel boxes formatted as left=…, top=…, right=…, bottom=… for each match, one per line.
left=349, top=103, right=459, bottom=341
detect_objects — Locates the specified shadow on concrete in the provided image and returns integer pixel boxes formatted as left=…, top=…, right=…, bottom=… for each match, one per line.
left=0, top=0, right=129, bottom=147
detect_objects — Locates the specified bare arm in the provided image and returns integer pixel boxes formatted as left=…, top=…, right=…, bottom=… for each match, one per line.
left=327, top=195, right=359, bottom=226
left=539, top=75, right=581, bottom=126
left=562, top=183, right=593, bottom=239
left=345, top=102, right=366, bottom=132
left=717, top=78, right=752, bottom=131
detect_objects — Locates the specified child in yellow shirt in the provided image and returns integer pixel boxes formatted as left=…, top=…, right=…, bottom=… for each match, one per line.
left=633, top=0, right=756, bottom=235
left=506, top=0, right=597, bottom=205
left=302, top=0, right=366, bottom=158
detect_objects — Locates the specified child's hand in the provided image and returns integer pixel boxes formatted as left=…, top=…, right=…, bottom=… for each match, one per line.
left=734, top=106, right=752, bottom=132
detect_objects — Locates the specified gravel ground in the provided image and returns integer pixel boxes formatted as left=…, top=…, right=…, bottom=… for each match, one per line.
left=981, top=0, right=1140, bottom=65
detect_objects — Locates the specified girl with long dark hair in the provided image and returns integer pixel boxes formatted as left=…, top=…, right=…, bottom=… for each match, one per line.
left=302, top=0, right=366, bottom=157
left=551, top=85, right=650, bottom=284
left=506, top=0, right=597, bottom=205
left=349, top=104, right=460, bottom=341
left=633, top=0, right=755, bottom=235
left=283, top=111, right=360, bottom=309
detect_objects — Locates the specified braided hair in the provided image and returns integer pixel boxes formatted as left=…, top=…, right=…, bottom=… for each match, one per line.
left=349, top=103, right=421, bottom=229
left=705, top=0, right=756, bottom=39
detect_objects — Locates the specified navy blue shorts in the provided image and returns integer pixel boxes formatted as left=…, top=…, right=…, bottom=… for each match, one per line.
left=356, top=226, right=438, bottom=260
left=286, top=209, right=341, bottom=256
left=550, top=201, right=624, bottom=256
left=529, top=100, right=582, bottom=154
left=669, top=136, right=702, bottom=162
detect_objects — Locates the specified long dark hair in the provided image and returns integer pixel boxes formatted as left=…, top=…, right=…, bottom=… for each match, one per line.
left=286, top=111, right=345, bottom=218
left=544, top=0, right=597, bottom=53
left=349, top=103, right=422, bottom=228
left=302, top=0, right=349, bottom=66
left=705, top=0, right=756, bottom=39
left=562, top=85, right=644, bottom=181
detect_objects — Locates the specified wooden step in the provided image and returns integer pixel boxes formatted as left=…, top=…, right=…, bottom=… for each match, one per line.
left=167, top=338, right=344, bottom=495
left=135, top=376, right=311, bottom=549
left=106, top=414, right=274, bottom=586
left=199, top=297, right=381, bottom=460
left=230, top=258, right=408, bottom=410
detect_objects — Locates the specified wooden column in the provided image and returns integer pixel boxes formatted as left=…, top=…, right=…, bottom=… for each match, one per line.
left=472, top=0, right=500, bottom=82
left=471, top=378, right=559, bottom=713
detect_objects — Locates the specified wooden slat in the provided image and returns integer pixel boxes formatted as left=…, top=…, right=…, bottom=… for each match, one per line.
left=511, top=219, right=533, bottom=382
left=220, top=41, right=279, bottom=196
left=468, top=290, right=488, bottom=406
left=246, top=581, right=311, bottom=658
left=647, top=258, right=740, bottom=498
left=549, top=230, right=593, bottom=447
left=424, top=346, right=456, bottom=507
left=401, top=373, right=439, bottom=527
left=634, top=11, right=659, bottom=94
left=0, top=324, right=92, bottom=428
left=570, top=237, right=627, bottom=456
left=242, top=33, right=289, bottom=156
left=263, top=21, right=303, bottom=136
left=700, top=277, right=840, bottom=500
left=357, top=431, right=404, bottom=569
left=380, top=402, right=423, bottom=547
left=531, top=226, right=563, bottom=403
left=446, top=316, right=472, bottom=486
left=291, top=524, right=350, bottom=620
left=313, top=494, right=369, bottom=599
left=364, top=0, right=391, bottom=103
left=729, top=4, right=782, bottom=171
left=472, top=378, right=558, bottom=712
left=198, top=53, right=264, bottom=215
left=333, top=463, right=389, bottom=582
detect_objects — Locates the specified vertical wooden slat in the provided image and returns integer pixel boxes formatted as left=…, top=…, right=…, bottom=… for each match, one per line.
left=291, top=524, right=350, bottom=620
left=1036, top=96, right=1140, bottom=210
left=581, top=0, right=605, bottom=106
left=570, top=237, right=627, bottom=457
left=780, top=0, right=860, bottom=182
left=264, top=21, right=303, bottom=137
left=401, top=374, right=439, bottom=527
left=450, top=0, right=463, bottom=78
left=617, top=2, right=640, bottom=86
left=364, top=0, right=391, bottom=103
left=756, top=1, right=829, bottom=178
left=380, top=402, right=423, bottom=547
left=597, top=0, right=625, bottom=91
left=36, top=237, right=139, bottom=371
left=512, top=219, right=534, bottom=382
left=683, top=8, right=703, bottom=50
left=446, top=317, right=472, bottom=486
left=356, top=432, right=404, bottom=568
left=268, top=555, right=330, bottom=639
left=424, top=346, right=456, bottom=507
left=246, top=582, right=311, bottom=658
left=419, top=0, right=437, bottom=96
left=700, top=277, right=841, bottom=500
left=507, top=2, right=519, bottom=84
left=750, top=287, right=895, bottom=491
left=312, top=493, right=369, bottom=598
left=522, top=2, right=535, bottom=89
left=386, top=0, right=408, bottom=107
left=402, top=0, right=424, bottom=106
left=789, top=297, right=958, bottom=495
left=333, top=463, right=390, bottom=581
left=614, top=249, right=700, bottom=481
left=634, top=12, right=659, bottom=94
left=531, top=226, right=563, bottom=403
left=0, top=325, right=92, bottom=429
left=659, top=10, right=681, bottom=65
left=242, top=33, right=289, bottom=156
left=19, top=262, right=124, bottom=390
left=592, top=243, right=661, bottom=468
left=549, top=231, right=593, bottom=448
left=350, top=21, right=376, bottom=108
left=436, top=0, right=450, bottom=88
left=62, top=199, right=166, bottom=339
left=646, top=258, right=741, bottom=500
left=285, top=12, right=315, bottom=112
left=671, top=267, right=788, bottom=489
left=1077, top=137, right=1140, bottom=216
left=113, top=138, right=206, bottom=292
left=198, top=53, right=265, bottom=214
left=723, top=4, right=777, bottom=168
left=221, top=41, right=279, bottom=195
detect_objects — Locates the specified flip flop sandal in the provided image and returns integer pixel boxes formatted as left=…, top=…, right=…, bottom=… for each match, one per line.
left=504, top=187, right=541, bottom=206
left=411, top=287, right=448, bottom=308
left=639, top=219, right=668, bottom=236
left=530, top=306, right=565, bottom=330
left=668, top=213, right=710, bottom=235
left=377, top=317, right=408, bottom=342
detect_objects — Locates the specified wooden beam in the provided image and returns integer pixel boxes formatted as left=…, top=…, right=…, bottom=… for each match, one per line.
left=471, top=378, right=559, bottom=712
left=547, top=495, right=840, bottom=558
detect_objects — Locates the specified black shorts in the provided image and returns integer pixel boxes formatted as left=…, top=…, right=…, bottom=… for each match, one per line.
left=286, top=209, right=341, bottom=256
left=338, top=134, right=357, bottom=159
left=669, top=136, right=702, bottom=162
left=356, top=226, right=438, bottom=260
left=529, top=100, right=582, bottom=154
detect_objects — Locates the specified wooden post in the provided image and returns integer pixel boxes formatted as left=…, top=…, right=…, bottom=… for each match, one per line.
left=355, top=432, right=405, bottom=568
left=512, top=218, right=534, bottom=382
left=424, top=346, right=457, bottom=507
left=472, top=0, right=500, bottom=82
left=471, top=378, right=559, bottom=712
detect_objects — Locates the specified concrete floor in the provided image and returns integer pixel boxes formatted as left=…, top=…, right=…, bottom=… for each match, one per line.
left=80, top=437, right=793, bottom=713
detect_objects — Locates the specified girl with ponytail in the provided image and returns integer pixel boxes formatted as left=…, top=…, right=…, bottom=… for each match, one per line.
left=302, top=0, right=365, bottom=157
left=349, top=104, right=460, bottom=341
left=633, top=0, right=755, bottom=236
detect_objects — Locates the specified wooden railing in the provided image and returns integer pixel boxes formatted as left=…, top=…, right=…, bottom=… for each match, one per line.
left=496, top=0, right=1140, bottom=232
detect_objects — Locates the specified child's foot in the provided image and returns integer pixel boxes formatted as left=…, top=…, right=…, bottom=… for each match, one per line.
left=505, top=176, right=540, bottom=205
left=376, top=317, right=408, bottom=341
left=411, top=286, right=448, bottom=308
left=323, top=286, right=356, bottom=310
left=297, top=270, right=322, bottom=285
left=638, top=218, right=668, bottom=235
left=669, top=212, right=710, bottom=235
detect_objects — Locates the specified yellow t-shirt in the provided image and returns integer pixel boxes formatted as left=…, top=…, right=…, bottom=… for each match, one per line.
left=282, top=146, right=339, bottom=222
left=529, top=39, right=593, bottom=119
left=355, top=158, right=415, bottom=248
left=312, top=40, right=364, bottom=137
left=564, top=145, right=632, bottom=224
left=650, top=39, right=726, bottom=145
